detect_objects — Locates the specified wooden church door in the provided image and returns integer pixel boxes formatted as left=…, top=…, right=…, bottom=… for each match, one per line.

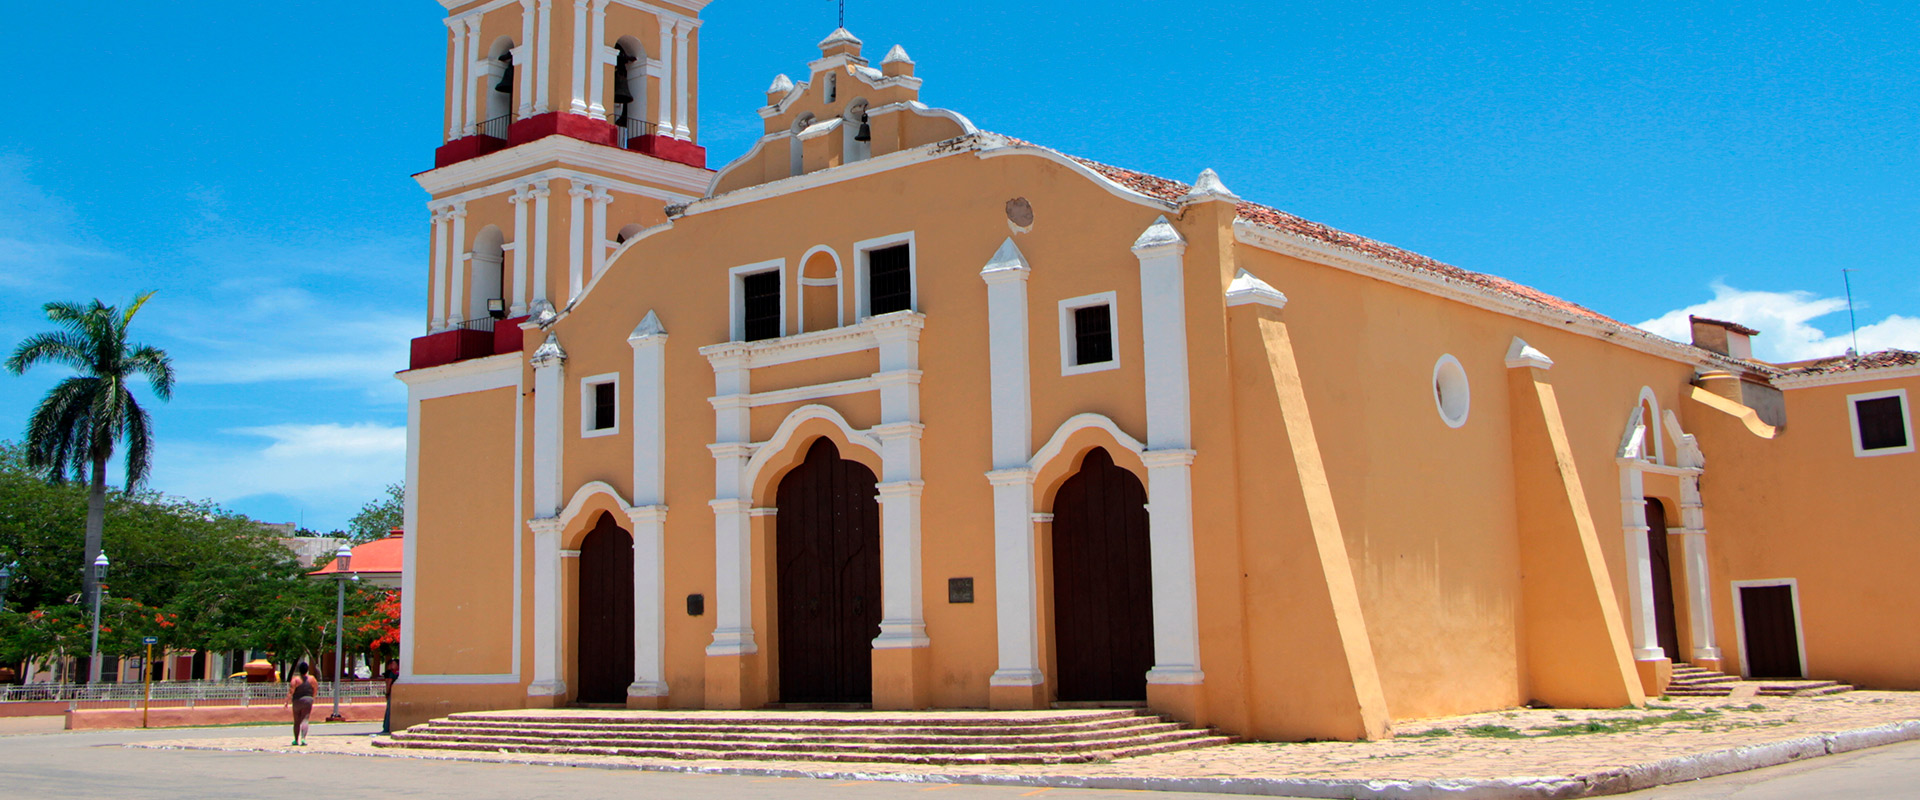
left=575, top=513, right=634, bottom=704
left=1645, top=499, right=1681, bottom=660
left=1051, top=448, right=1155, bottom=702
left=775, top=439, right=882, bottom=704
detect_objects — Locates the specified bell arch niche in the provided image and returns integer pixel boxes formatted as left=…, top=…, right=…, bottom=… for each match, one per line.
left=483, top=37, right=518, bottom=134
left=469, top=225, right=506, bottom=323
left=611, top=36, right=651, bottom=143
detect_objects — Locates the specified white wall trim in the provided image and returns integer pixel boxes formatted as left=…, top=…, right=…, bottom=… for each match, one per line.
left=727, top=259, right=786, bottom=342
left=1636, top=386, right=1667, bottom=465
left=1773, top=364, right=1920, bottom=389
left=418, top=138, right=710, bottom=200
left=579, top=371, right=621, bottom=438
left=1030, top=413, right=1147, bottom=473
left=698, top=312, right=924, bottom=370
left=403, top=673, right=520, bottom=685
left=1847, top=387, right=1914, bottom=457
left=852, top=231, right=917, bottom=322
left=1731, top=578, right=1808, bottom=680
left=741, top=404, right=887, bottom=490
left=555, top=480, right=635, bottom=531
left=1058, top=291, right=1121, bottom=376
left=797, top=244, right=844, bottom=332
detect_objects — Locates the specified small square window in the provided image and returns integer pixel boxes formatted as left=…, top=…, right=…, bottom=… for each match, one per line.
left=1058, top=292, right=1121, bottom=376
left=1850, top=390, right=1912, bottom=456
left=580, top=374, right=620, bottom=438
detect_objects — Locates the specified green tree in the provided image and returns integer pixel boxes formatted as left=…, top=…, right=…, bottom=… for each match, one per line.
left=5, top=293, right=174, bottom=611
left=346, top=483, right=404, bottom=543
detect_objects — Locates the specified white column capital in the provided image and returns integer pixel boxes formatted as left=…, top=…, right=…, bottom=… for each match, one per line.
left=1141, top=448, right=1197, bottom=468
left=569, top=184, right=595, bottom=199
left=530, top=180, right=551, bottom=198
left=590, top=187, right=614, bottom=204
left=463, top=16, right=482, bottom=33
left=985, top=468, right=1035, bottom=487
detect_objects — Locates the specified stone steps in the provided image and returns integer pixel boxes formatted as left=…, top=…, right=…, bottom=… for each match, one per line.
left=374, top=708, right=1233, bottom=766
left=1663, top=666, right=1853, bottom=698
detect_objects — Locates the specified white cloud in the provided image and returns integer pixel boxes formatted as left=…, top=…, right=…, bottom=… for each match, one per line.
left=153, top=423, right=406, bottom=528
left=1637, top=282, right=1920, bottom=363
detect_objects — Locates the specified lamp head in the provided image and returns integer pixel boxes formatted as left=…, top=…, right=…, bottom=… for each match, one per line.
left=93, top=553, right=109, bottom=582
left=335, top=543, right=353, bottom=574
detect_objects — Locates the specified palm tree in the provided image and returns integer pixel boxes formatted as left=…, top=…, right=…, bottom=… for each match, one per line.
left=6, top=292, right=174, bottom=611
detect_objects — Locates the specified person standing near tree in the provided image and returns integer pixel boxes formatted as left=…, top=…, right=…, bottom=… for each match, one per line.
left=284, top=661, right=317, bottom=746
left=380, top=658, right=400, bottom=735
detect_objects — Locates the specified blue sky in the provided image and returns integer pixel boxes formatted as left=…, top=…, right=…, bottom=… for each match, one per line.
left=5, top=0, right=1916, bottom=530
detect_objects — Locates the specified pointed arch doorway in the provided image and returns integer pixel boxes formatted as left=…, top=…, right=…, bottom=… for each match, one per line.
left=575, top=513, right=633, bottom=704
left=1051, top=447, right=1154, bottom=702
left=775, top=439, right=881, bottom=704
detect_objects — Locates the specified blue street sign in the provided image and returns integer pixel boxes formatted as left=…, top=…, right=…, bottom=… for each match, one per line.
left=142, top=636, right=158, bottom=645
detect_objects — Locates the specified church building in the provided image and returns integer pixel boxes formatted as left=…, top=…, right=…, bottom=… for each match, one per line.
left=395, top=0, right=1920, bottom=741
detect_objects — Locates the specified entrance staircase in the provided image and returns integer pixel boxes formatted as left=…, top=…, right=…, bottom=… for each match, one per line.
left=1666, top=664, right=1854, bottom=698
left=374, top=708, right=1233, bottom=765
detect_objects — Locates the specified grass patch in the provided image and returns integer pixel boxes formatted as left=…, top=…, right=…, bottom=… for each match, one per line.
left=1399, top=728, right=1453, bottom=739
left=1460, top=725, right=1529, bottom=739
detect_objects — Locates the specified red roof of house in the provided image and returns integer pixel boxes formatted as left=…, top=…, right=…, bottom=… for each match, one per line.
left=1779, top=349, right=1920, bottom=377
left=1064, top=154, right=1623, bottom=328
left=308, top=531, right=404, bottom=578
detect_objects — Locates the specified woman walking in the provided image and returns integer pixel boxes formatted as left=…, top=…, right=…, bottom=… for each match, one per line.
left=284, top=662, right=317, bottom=746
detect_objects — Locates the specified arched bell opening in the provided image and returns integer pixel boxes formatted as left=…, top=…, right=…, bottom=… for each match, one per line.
left=612, top=37, right=651, bottom=146
left=843, top=98, right=872, bottom=164
left=469, top=225, right=506, bottom=322
left=773, top=438, right=880, bottom=704
left=574, top=512, right=634, bottom=705
left=1047, top=447, right=1153, bottom=702
left=482, top=37, right=517, bottom=137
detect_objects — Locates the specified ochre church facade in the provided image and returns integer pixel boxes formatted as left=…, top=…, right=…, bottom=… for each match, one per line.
left=395, top=0, right=1920, bottom=740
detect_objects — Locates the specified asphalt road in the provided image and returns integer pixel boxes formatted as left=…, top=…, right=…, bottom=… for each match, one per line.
left=4, top=722, right=1917, bottom=799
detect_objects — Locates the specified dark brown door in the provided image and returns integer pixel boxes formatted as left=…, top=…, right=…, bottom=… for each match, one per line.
left=776, top=439, right=881, bottom=704
left=1051, top=448, right=1154, bottom=702
left=575, top=513, right=634, bottom=704
left=1741, top=585, right=1804, bottom=678
left=1645, top=499, right=1681, bottom=660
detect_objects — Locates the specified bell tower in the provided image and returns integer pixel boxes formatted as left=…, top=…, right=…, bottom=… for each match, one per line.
left=409, top=0, right=714, bottom=370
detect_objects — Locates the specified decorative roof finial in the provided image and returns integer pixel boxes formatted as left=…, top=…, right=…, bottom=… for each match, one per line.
left=1179, top=168, right=1240, bottom=205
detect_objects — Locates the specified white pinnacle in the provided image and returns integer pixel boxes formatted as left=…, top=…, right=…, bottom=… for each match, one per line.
left=883, top=45, right=913, bottom=64
left=768, top=74, right=794, bottom=94
left=1180, top=168, right=1240, bottom=204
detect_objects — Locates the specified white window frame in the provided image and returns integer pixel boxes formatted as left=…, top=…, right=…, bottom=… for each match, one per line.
left=1847, top=388, right=1913, bottom=457
left=1730, top=578, right=1808, bottom=680
left=1432, top=354, right=1471, bottom=429
left=1058, top=291, right=1121, bottom=377
left=797, top=245, right=844, bottom=332
left=853, top=231, right=916, bottom=321
left=580, top=372, right=621, bottom=438
left=729, top=259, right=787, bottom=342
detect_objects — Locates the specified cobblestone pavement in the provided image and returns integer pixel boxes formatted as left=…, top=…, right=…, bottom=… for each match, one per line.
left=133, top=692, right=1920, bottom=795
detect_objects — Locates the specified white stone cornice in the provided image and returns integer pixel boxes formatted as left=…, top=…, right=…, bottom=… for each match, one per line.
left=417, top=136, right=710, bottom=200
left=1131, top=215, right=1186, bottom=256
left=1505, top=337, right=1554, bottom=370
left=1772, top=364, right=1920, bottom=389
left=985, top=468, right=1035, bottom=487
left=1225, top=269, right=1287, bottom=310
left=1140, top=449, right=1198, bottom=468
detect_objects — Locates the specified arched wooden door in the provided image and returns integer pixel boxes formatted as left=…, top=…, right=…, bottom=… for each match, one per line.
left=1645, top=499, right=1681, bottom=660
left=776, top=439, right=881, bottom=704
left=575, top=513, right=634, bottom=704
left=1051, top=448, right=1154, bottom=702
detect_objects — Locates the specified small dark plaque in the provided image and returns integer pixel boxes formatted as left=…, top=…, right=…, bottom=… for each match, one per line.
left=686, top=593, right=706, bottom=616
left=948, top=577, right=975, bottom=604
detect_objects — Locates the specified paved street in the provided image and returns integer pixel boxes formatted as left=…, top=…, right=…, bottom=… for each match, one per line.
left=0, top=722, right=1229, bottom=800
left=1614, top=738, right=1920, bottom=799
left=6, top=720, right=1920, bottom=799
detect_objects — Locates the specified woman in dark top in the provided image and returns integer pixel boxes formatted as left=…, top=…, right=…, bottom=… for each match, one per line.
left=284, top=661, right=317, bottom=746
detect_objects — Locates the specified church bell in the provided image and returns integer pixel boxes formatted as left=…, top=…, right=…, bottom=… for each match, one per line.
left=854, top=120, right=872, bottom=142
left=613, top=52, right=635, bottom=105
left=494, top=55, right=515, bottom=93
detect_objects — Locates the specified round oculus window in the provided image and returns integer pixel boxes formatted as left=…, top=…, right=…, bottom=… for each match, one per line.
left=1433, top=354, right=1470, bottom=428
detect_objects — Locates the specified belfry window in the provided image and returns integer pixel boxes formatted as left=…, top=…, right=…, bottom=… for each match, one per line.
left=482, top=38, right=518, bottom=139
left=1850, top=389, right=1913, bottom=456
left=612, top=39, right=650, bottom=147
left=1058, top=292, right=1120, bottom=376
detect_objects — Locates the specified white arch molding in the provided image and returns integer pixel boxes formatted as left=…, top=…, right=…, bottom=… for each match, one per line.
left=797, top=245, right=845, bottom=333
left=741, top=404, right=886, bottom=493
left=1030, top=413, right=1147, bottom=472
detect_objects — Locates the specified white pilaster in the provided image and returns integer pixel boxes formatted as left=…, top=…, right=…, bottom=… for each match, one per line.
left=527, top=334, right=568, bottom=698
left=656, top=20, right=675, bottom=135
left=1132, top=216, right=1203, bottom=686
left=872, top=320, right=927, bottom=649
left=672, top=20, right=692, bottom=139
left=626, top=313, right=670, bottom=700
left=448, top=204, right=469, bottom=326
left=463, top=18, right=483, bottom=134
left=568, top=183, right=590, bottom=302
left=707, top=348, right=756, bottom=656
left=446, top=20, right=467, bottom=140
left=590, top=187, right=613, bottom=282
left=570, top=0, right=590, bottom=115
left=1620, top=464, right=1663, bottom=660
left=509, top=187, right=531, bottom=316
left=531, top=181, right=552, bottom=306
left=535, top=0, right=554, bottom=113
left=981, top=238, right=1041, bottom=687
left=430, top=206, right=451, bottom=331
left=517, top=3, right=535, bottom=118
left=588, top=0, right=610, bottom=117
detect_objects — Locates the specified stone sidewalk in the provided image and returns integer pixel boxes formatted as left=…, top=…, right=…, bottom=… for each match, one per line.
left=133, top=691, right=1920, bottom=799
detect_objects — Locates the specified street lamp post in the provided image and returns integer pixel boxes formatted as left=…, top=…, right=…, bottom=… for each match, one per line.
left=0, top=560, right=17, bottom=612
left=327, top=543, right=353, bottom=722
left=88, top=553, right=109, bottom=685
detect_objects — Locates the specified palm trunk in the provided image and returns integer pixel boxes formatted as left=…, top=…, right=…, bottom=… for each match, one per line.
left=82, top=451, right=107, bottom=611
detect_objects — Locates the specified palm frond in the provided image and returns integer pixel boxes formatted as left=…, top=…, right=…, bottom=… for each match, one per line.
left=5, top=331, right=92, bottom=375
left=124, top=344, right=176, bottom=401
left=121, top=396, right=153, bottom=489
